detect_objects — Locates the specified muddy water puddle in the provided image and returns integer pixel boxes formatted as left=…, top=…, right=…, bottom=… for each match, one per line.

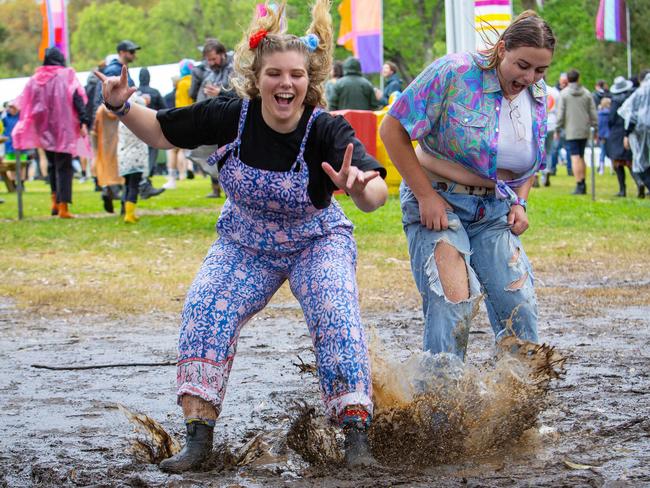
left=0, top=294, right=649, bottom=487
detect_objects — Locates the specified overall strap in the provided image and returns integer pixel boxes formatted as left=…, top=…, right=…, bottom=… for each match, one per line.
left=293, top=107, right=325, bottom=171
left=207, top=99, right=250, bottom=166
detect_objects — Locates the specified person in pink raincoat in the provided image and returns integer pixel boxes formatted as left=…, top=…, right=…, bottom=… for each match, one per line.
left=12, top=46, right=92, bottom=218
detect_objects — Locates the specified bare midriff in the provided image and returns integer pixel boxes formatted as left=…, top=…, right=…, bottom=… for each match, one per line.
left=415, top=144, right=518, bottom=188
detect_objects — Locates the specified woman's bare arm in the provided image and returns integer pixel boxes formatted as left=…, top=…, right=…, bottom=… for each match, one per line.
left=379, top=114, right=452, bottom=230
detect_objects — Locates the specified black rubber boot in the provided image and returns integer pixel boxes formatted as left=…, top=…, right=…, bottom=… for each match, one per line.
left=101, top=187, right=114, bottom=213
left=343, top=426, right=377, bottom=467
left=139, top=178, right=165, bottom=200
left=571, top=180, right=586, bottom=195
left=615, top=166, right=626, bottom=197
left=159, top=421, right=214, bottom=473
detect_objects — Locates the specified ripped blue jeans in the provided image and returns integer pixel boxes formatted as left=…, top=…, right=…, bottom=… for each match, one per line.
left=400, top=182, right=539, bottom=360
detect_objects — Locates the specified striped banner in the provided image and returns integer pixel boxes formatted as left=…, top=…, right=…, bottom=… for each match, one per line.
left=475, top=0, right=512, bottom=50
left=596, top=0, right=627, bottom=43
left=38, top=0, right=69, bottom=61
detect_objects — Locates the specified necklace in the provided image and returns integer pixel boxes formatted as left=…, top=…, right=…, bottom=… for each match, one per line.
left=504, top=92, right=525, bottom=141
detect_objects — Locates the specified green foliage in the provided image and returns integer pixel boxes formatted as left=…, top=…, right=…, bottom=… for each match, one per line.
left=0, top=1, right=42, bottom=77
left=142, top=0, right=257, bottom=66
left=71, top=2, right=147, bottom=69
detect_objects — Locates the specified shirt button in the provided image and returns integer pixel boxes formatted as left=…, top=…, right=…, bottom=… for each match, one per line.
left=464, top=118, right=469, bottom=122
left=496, top=128, right=499, bottom=132
left=496, top=106, right=500, bottom=111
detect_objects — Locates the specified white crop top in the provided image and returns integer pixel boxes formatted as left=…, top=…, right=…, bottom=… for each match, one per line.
left=496, top=89, right=536, bottom=175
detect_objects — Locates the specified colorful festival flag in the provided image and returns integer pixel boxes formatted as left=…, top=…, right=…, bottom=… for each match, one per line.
left=474, top=0, right=512, bottom=50
left=337, top=0, right=383, bottom=73
left=596, top=0, right=627, bottom=43
left=38, top=0, right=69, bottom=61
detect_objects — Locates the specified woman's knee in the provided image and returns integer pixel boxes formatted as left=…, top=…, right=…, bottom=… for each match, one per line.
left=434, top=241, right=470, bottom=303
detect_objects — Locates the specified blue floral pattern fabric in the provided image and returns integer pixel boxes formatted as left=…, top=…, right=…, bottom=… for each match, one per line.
left=388, top=51, right=548, bottom=198
left=178, top=100, right=373, bottom=421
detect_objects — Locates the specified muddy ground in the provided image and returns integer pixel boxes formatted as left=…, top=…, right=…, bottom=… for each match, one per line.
left=1, top=270, right=649, bottom=487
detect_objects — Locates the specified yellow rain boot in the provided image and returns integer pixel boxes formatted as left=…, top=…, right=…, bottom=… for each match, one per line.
left=124, top=201, right=138, bottom=223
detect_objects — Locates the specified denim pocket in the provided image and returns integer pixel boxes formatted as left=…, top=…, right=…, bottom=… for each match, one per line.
left=400, top=184, right=422, bottom=226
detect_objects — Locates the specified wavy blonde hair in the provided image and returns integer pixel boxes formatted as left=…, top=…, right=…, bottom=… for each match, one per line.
left=232, top=0, right=333, bottom=107
left=480, top=10, right=556, bottom=71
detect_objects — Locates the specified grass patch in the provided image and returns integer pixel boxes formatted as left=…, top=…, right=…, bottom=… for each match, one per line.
left=1, top=170, right=648, bottom=316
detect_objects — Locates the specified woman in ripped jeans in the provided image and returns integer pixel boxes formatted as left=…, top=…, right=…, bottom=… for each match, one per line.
left=380, top=11, right=556, bottom=359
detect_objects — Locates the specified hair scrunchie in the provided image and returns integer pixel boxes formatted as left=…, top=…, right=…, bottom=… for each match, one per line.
left=299, top=33, right=319, bottom=52
left=249, top=29, right=268, bottom=49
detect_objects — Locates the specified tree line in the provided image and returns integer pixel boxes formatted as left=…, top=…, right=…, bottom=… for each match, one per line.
left=0, top=0, right=648, bottom=90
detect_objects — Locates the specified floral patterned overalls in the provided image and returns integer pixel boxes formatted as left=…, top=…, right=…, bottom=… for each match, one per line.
left=176, top=100, right=373, bottom=422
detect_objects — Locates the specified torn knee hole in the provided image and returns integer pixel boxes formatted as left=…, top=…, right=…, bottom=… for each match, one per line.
left=506, top=272, right=528, bottom=291
left=432, top=241, right=470, bottom=303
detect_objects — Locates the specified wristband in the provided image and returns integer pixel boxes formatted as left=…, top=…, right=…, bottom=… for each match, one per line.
left=105, top=100, right=131, bottom=117
left=512, top=197, right=527, bottom=211
left=103, top=99, right=123, bottom=111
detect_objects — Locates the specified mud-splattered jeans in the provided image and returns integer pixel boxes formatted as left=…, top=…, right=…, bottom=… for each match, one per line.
left=400, top=181, right=539, bottom=360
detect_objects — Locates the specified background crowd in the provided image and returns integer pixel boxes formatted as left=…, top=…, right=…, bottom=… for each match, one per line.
left=2, top=34, right=650, bottom=212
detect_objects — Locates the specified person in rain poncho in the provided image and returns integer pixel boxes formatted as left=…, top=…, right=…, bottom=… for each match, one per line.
left=618, top=70, right=650, bottom=192
left=12, top=46, right=92, bottom=218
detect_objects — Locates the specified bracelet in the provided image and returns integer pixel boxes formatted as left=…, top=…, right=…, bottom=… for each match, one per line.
left=512, top=197, right=527, bottom=211
left=105, top=100, right=131, bottom=117
left=103, top=99, right=123, bottom=111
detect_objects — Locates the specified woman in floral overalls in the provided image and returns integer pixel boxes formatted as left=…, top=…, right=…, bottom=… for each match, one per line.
left=96, top=0, right=387, bottom=472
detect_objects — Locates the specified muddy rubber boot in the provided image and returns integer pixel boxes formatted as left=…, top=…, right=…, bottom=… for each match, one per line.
left=343, top=426, right=377, bottom=467
left=159, top=421, right=213, bottom=473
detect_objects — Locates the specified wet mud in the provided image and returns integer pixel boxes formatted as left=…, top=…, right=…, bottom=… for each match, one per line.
left=1, top=272, right=650, bottom=487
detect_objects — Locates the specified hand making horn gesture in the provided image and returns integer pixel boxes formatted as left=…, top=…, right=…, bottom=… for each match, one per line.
left=95, top=65, right=136, bottom=108
left=321, top=143, right=380, bottom=197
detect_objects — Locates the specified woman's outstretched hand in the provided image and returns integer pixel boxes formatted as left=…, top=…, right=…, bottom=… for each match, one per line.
left=322, top=143, right=380, bottom=198
left=95, top=65, right=136, bottom=108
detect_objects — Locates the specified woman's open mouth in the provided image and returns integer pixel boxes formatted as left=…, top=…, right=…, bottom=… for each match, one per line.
left=274, top=93, right=295, bottom=105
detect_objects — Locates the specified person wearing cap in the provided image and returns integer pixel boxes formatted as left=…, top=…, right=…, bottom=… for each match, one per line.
left=104, top=40, right=141, bottom=86
left=606, top=75, right=644, bottom=198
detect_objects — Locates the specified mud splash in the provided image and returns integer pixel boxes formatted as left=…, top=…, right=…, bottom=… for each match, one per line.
left=118, top=404, right=180, bottom=464
left=369, top=333, right=565, bottom=467
left=289, top=333, right=565, bottom=468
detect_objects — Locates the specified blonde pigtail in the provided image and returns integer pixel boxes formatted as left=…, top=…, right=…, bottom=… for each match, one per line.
left=232, top=0, right=335, bottom=107
left=305, top=0, right=333, bottom=107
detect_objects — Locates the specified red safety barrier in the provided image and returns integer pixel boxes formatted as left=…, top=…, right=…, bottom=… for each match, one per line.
left=330, top=110, right=377, bottom=157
